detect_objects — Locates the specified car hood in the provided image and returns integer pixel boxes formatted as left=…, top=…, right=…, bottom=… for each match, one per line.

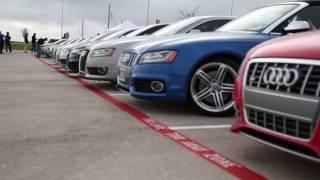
left=72, top=41, right=101, bottom=50
left=62, top=43, right=79, bottom=50
left=248, top=31, right=320, bottom=60
left=89, top=36, right=153, bottom=50
left=127, top=32, right=269, bottom=53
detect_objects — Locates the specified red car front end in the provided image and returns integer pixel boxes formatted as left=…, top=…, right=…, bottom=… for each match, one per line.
left=232, top=31, right=320, bottom=162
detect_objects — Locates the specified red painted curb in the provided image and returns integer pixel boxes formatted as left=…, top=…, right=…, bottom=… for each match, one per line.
left=37, top=57, right=267, bottom=180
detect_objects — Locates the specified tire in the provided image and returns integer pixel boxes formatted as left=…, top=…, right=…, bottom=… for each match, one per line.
left=189, top=57, right=239, bottom=116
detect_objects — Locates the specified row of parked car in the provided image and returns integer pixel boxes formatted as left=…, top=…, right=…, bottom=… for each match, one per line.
left=41, top=1, right=320, bottom=162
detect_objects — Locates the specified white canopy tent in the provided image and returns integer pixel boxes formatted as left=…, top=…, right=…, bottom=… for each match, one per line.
left=107, top=20, right=138, bottom=32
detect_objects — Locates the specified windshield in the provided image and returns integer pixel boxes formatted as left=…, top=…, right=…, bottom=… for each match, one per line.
left=60, top=40, right=71, bottom=45
left=89, top=31, right=116, bottom=42
left=101, top=29, right=134, bottom=40
left=124, top=27, right=147, bottom=37
left=218, top=4, right=298, bottom=32
left=152, top=17, right=201, bottom=36
left=55, top=39, right=66, bottom=45
left=67, top=40, right=78, bottom=44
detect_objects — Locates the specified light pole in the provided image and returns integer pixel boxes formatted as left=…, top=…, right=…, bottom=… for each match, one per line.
left=230, top=0, right=234, bottom=16
left=107, top=3, right=111, bottom=29
left=61, top=0, right=64, bottom=38
left=146, top=0, right=150, bottom=25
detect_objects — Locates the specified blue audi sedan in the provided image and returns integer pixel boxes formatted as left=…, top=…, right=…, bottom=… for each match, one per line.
left=117, top=1, right=320, bottom=115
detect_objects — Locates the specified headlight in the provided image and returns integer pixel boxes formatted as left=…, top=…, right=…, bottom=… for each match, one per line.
left=139, top=50, right=177, bottom=64
left=71, top=48, right=83, bottom=54
left=91, top=48, right=116, bottom=57
left=63, top=49, right=71, bottom=54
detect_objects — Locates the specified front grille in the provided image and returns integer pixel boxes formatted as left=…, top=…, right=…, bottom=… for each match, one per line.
left=69, top=53, right=80, bottom=62
left=67, top=62, right=79, bottom=73
left=246, top=62, right=320, bottom=97
left=246, top=107, right=314, bottom=139
left=120, top=53, right=137, bottom=67
left=59, top=59, right=66, bottom=65
left=79, top=51, right=89, bottom=72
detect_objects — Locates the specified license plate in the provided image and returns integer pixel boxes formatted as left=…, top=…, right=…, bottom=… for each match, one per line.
left=118, top=66, right=127, bottom=82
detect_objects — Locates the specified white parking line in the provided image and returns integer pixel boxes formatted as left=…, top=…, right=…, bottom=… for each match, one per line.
left=109, top=93, right=130, bottom=96
left=169, top=124, right=232, bottom=130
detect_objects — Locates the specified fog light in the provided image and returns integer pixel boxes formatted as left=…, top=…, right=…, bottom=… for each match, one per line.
left=98, top=68, right=107, bottom=75
left=151, top=81, right=164, bottom=93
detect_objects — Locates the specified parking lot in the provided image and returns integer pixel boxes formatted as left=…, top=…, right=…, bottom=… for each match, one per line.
left=0, top=52, right=320, bottom=180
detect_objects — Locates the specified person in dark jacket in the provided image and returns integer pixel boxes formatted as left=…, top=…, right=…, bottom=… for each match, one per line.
left=24, top=32, right=29, bottom=53
left=31, top=33, right=36, bottom=52
left=36, top=37, right=47, bottom=57
left=5, top=32, right=12, bottom=53
left=0, top=31, right=4, bottom=54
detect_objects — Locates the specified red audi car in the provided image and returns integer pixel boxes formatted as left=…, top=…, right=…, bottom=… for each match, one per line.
left=232, top=31, right=320, bottom=162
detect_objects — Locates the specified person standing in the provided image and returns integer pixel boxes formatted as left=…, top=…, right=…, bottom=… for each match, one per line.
left=24, top=32, right=29, bottom=53
left=5, top=32, right=12, bottom=53
left=31, top=33, right=37, bottom=52
left=0, top=31, right=4, bottom=54
left=36, top=37, right=47, bottom=57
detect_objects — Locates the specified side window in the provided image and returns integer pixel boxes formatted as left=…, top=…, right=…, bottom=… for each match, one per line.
left=188, top=19, right=231, bottom=33
left=273, top=6, right=320, bottom=33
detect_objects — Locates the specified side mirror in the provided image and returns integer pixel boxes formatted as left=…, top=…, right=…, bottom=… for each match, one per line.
left=188, top=29, right=202, bottom=34
left=284, top=21, right=311, bottom=33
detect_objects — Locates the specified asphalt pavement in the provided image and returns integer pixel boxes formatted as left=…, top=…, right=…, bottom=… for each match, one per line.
left=0, top=52, right=319, bottom=180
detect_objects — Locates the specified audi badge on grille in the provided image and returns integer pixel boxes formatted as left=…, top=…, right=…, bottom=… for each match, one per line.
left=263, top=67, right=299, bottom=87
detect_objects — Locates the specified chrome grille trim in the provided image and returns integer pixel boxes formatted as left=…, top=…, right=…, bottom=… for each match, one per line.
left=301, top=66, right=313, bottom=95
left=120, top=52, right=137, bottom=67
left=246, top=59, right=320, bottom=97
left=243, top=58, right=320, bottom=141
left=246, top=106, right=313, bottom=139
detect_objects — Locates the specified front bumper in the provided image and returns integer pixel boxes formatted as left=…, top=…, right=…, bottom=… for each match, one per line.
left=81, top=56, right=117, bottom=81
left=232, top=117, right=320, bottom=162
left=231, top=58, right=320, bottom=162
left=117, top=63, right=188, bottom=102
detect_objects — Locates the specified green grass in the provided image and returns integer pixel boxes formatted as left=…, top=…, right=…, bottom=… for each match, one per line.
left=11, top=41, right=32, bottom=51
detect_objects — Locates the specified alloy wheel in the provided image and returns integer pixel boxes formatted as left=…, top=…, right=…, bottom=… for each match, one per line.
left=190, top=62, right=237, bottom=114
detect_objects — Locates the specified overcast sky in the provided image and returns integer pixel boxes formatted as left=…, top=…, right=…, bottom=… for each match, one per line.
left=0, top=0, right=288, bottom=41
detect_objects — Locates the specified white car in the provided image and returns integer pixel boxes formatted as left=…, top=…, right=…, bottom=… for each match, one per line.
left=58, top=38, right=92, bottom=65
left=66, top=29, right=137, bottom=73
left=42, top=39, right=67, bottom=58
left=52, top=39, right=75, bottom=62
left=79, top=23, right=170, bottom=81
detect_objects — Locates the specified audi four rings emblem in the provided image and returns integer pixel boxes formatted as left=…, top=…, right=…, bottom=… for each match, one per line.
left=263, top=67, right=299, bottom=87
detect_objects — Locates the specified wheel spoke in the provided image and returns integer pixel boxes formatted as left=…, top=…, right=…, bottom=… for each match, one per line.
left=221, top=83, right=234, bottom=93
left=212, top=92, right=225, bottom=111
left=196, top=70, right=213, bottom=85
left=216, top=64, right=228, bottom=82
left=194, top=87, right=212, bottom=102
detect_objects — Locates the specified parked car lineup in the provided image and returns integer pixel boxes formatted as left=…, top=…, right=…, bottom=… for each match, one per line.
left=79, top=16, right=233, bottom=83
left=41, top=0, right=319, bottom=162
left=117, top=1, right=320, bottom=115
left=66, top=29, right=137, bottom=73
